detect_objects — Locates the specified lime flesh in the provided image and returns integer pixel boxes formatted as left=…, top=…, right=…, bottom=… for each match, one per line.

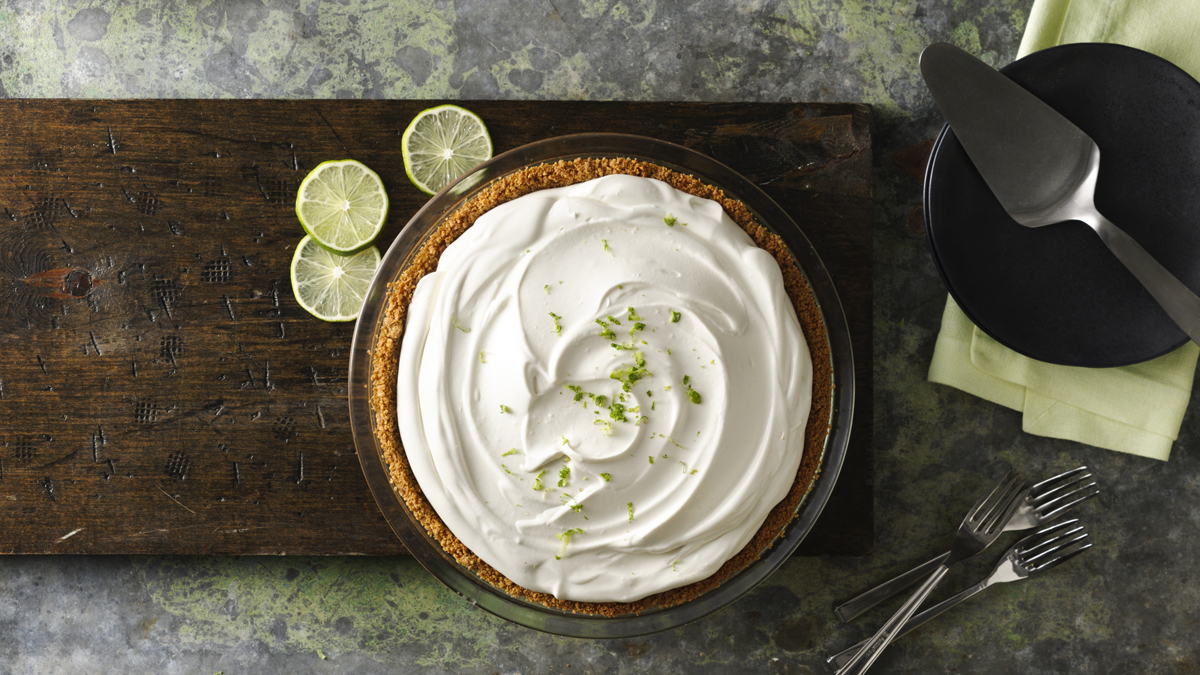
left=290, top=234, right=381, bottom=322
left=402, top=104, right=493, bottom=195
left=295, top=159, right=389, bottom=254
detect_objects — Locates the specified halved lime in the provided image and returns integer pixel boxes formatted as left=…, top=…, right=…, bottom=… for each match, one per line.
left=401, top=104, right=493, bottom=195
left=295, top=159, right=389, bottom=254
left=290, top=234, right=381, bottom=322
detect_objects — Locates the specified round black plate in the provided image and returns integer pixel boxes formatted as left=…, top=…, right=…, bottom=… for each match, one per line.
left=925, top=43, right=1200, bottom=367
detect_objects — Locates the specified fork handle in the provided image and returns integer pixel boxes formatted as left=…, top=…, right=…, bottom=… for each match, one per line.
left=827, top=578, right=989, bottom=669
left=834, top=552, right=951, bottom=623
left=834, top=564, right=951, bottom=675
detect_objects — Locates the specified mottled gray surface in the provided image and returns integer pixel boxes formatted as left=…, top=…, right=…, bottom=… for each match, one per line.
left=3, top=0, right=1199, bottom=673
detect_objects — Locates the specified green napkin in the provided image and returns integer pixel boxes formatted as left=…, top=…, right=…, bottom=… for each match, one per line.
left=1022, top=0, right=1200, bottom=74
left=927, top=0, right=1200, bottom=461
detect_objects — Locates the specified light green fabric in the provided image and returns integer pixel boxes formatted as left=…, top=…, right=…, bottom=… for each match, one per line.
left=928, top=0, right=1200, bottom=461
left=1020, top=0, right=1200, bottom=73
left=930, top=299, right=1199, bottom=460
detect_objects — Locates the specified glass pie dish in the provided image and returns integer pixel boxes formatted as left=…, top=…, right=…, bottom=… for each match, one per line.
left=347, top=133, right=854, bottom=637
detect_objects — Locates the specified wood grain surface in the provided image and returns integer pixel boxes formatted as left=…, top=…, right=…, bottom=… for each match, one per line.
left=0, top=100, right=872, bottom=555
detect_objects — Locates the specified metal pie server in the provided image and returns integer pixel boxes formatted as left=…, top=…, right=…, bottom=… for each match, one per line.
left=920, top=42, right=1200, bottom=344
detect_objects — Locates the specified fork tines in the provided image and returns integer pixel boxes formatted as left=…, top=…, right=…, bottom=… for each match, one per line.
left=1031, top=466, right=1090, bottom=490
left=969, top=471, right=1028, bottom=535
left=1029, top=466, right=1101, bottom=520
left=1015, top=518, right=1092, bottom=572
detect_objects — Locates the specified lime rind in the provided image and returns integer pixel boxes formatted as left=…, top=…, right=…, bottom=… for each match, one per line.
left=296, top=159, right=389, bottom=254
left=290, top=235, right=381, bottom=322
left=402, top=104, right=493, bottom=195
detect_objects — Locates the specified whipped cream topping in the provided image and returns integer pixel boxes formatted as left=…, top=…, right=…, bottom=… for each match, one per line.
left=397, top=174, right=813, bottom=603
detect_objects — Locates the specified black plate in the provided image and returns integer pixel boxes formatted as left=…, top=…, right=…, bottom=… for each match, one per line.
left=925, top=43, right=1200, bottom=367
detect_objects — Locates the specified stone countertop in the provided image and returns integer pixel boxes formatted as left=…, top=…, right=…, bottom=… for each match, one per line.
left=3, top=1, right=1197, bottom=673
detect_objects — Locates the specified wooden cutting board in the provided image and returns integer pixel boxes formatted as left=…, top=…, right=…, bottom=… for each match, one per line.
left=0, top=100, right=872, bottom=555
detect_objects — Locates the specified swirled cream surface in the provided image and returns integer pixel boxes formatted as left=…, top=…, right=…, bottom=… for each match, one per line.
left=397, top=174, right=812, bottom=603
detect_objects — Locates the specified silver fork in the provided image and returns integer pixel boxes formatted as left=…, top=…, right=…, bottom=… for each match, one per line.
left=835, top=466, right=1099, bottom=623
left=833, top=470, right=1027, bottom=675
left=827, top=519, right=1092, bottom=670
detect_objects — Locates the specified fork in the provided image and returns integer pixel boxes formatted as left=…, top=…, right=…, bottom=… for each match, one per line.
left=835, top=466, right=1099, bottom=623
left=833, top=470, right=1028, bottom=675
left=827, top=519, right=1092, bottom=670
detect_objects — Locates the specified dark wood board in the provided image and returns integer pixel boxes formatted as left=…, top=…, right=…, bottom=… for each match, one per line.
left=0, top=100, right=872, bottom=556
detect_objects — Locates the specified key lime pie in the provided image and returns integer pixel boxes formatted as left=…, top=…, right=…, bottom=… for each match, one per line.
left=370, top=157, right=831, bottom=615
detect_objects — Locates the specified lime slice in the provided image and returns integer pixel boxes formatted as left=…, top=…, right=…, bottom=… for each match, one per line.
left=295, top=159, right=389, bottom=254
left=290, top=234, right=381, bottom=322
left=402, top=104, right=493, bottom=195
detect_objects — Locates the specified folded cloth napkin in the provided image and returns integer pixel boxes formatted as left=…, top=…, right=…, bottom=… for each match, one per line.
left=927, top=0, right=1200, bottom=461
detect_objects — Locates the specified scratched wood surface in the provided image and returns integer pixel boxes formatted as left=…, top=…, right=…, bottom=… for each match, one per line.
left=0, top=100, right=872, bottom=555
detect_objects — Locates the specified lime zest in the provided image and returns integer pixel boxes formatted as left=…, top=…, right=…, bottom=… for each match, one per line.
left=608, top=402, right=627, bottom=423
left=611, top=354, right=650, bottom=393
left=555, top=528, right=584, bottom=560
left=562, top=494, right=583, bottom=513
left=596, top=318, right=617, bottom=341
